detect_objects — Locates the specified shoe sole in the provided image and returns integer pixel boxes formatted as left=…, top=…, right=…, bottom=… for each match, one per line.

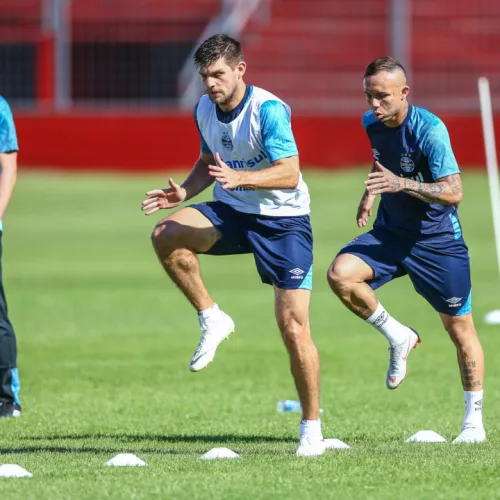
left=295, top=446, right=326, bottom=457
left=189, top=328, right=235, bottom=372
left=452, top=436, right=486, bottom=444
left=388, top=328, right=421, bottom=390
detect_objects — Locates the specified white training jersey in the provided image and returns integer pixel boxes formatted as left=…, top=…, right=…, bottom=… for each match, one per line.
left=194, top=85, right=310, bottom=216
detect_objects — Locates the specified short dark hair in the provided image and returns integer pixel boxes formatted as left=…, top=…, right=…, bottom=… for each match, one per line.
left=194, top=34, right=244, bottom=69
left=364, top=57, right=407, bottom=78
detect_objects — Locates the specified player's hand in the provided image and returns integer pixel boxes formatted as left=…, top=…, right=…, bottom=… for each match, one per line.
left=356, top=193, right=375, bottom=228
left=365, top=161, right=403, bottom=195
left=208, top=152, right=243, bottom=190
left=141, top=178, right=187, bottom=215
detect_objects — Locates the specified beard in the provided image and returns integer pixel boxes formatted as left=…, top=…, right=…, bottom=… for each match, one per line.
left=210, top=87, right=236, bottom=107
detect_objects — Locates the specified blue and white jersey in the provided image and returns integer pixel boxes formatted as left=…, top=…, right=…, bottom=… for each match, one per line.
left=363, top=104, right=462, bottom=240
left=195, top=85, right=310, bottom=216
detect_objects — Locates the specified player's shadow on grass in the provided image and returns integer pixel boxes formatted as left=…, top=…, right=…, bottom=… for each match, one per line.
left=19, top=433, right=296, bottom=444
left=4, top=434, right=295, bottom=456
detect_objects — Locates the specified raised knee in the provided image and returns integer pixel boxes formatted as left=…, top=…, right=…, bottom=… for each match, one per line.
left=327, top=260, right=352, bottom=292
left=151, top=220, right=182, bottom=254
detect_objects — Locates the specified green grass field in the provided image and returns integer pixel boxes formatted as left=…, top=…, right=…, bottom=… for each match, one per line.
left=0, top=169, right=499, bottom=499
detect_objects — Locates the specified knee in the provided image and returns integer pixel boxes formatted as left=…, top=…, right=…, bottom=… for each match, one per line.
left=444, top=321, right=477, bottom=348
left=151, top=220, right=182, bottom=256
left=278, top=315, right=308, bottom=349
left=327, top=257, right=354, bottom=294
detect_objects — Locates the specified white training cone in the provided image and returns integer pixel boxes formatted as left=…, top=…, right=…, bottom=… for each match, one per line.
left=105, top=454, right=147, bottom=466
left=405, top=430, right=446, bottom=443
left=324, top=438, right=351, bottom=449
left=0, top=464, right=32, bottom=477
left=484, top=310, right=500, bottom=325
left=200, top=447, right=240, bottom=460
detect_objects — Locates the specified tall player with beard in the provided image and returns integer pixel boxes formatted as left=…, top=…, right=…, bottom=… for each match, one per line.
left=142, top=34, right=324, bottom=456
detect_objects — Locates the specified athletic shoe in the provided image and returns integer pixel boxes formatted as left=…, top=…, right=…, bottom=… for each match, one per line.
left=189, top=310, right=235, bottom=372
left=452, top=426, right=486, bottom=444
left=386, top=327, right=421, bottom=390
left=295, top=436, right=326, bottom=457
left=0, top=401, right=21, bottom=418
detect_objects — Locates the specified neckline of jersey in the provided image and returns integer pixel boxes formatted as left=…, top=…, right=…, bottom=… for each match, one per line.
left=392, top=103, right=413, bottom=130
left=216, top=85, right=253, bottom=124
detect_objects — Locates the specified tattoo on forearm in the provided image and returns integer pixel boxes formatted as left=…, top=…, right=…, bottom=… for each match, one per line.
left=403, top=178, right=447, bottom=204
left=447, top=174, right=462, bottom=196
left=402, top=173, right=462, bottom=205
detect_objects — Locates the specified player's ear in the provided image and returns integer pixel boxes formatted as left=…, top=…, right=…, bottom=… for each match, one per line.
left=401, top=85, right=410, bottom=100
left=237, top=61, right=246, bottom=79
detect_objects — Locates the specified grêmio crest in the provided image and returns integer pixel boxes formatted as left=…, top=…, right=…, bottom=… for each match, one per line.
left=400, top=153, right=415, bottom=173
left=221, top=132, right=234, bottom=152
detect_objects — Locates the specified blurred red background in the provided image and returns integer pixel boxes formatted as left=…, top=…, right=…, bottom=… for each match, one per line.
left=1, top=0, right=498, bottom=170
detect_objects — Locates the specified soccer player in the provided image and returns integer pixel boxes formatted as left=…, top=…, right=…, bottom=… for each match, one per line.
left=0, top=96, right=21, bottom=418
left=327, top=57, right=485, bottom=443
left=141, top=34, right=324, bottom=456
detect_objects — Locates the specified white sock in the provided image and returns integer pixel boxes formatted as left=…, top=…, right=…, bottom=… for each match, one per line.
left=199, top=303, right=219, bottom=320
left=462, top=390, right=484, bottom=430
left=300, top=419, right=323, bottom=440
left=365, top=302, right=409, bottom=346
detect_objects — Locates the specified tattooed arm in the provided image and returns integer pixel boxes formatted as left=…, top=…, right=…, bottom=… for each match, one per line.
left=401, top=173, right=463, bottom=205
left=365, top=161, right=463, bottom=206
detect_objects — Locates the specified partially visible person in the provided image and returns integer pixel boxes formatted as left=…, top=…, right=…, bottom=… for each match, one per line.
left=0, top=96, right=21, bottom=418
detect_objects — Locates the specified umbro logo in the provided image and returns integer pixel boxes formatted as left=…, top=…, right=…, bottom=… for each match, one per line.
left=289, top=268, right=304, bottom=280
left=475, top=399, right=483, bottom=411
left=373, top=311, right=388, bottom=328
left=445, top=297, right=462, bottom=307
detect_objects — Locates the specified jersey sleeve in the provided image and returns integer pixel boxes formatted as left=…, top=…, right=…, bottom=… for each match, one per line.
left=0, top=99, right=18, bottom=153
left=194, top=102, right=212, bottom=155
left=420, top=119, right=460, bottom=180
left=259, top=100, right=298, bottom=163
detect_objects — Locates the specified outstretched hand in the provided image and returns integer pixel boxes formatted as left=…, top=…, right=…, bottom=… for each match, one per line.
left=208, top=152, right=243, bottom=190
left=141, top=178, right=187, bottom=215
left=364, top=161, right=403, bottom=195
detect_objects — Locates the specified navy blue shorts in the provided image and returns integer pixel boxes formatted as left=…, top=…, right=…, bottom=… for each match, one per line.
left=191, top=201, right=313, bottom=290
left=337, top=227, right=472, bottom=316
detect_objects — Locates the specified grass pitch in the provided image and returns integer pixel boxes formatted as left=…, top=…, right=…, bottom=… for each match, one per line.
left=0, top=169, right=499, bottom=499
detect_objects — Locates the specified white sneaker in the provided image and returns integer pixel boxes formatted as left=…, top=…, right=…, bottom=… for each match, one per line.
left=386, top=328, right=421, bottom=390
left=295, top=436, right=326, bottom=457
left=452, top=426, right=486, bottom=444
left=189, top=310, right=235, bottom=372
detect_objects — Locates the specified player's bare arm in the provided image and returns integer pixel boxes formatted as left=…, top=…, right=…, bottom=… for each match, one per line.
left=141, top=152, right=216, bottom=215
left=208, top=152, right=300, bottom=190
left=400, top=173, right=462, bottom=205
left=365, top=161, right=462, bottom=205
left=0, top=152, right=17, bottom=220
left=357, top=162, right=377, bottom=227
